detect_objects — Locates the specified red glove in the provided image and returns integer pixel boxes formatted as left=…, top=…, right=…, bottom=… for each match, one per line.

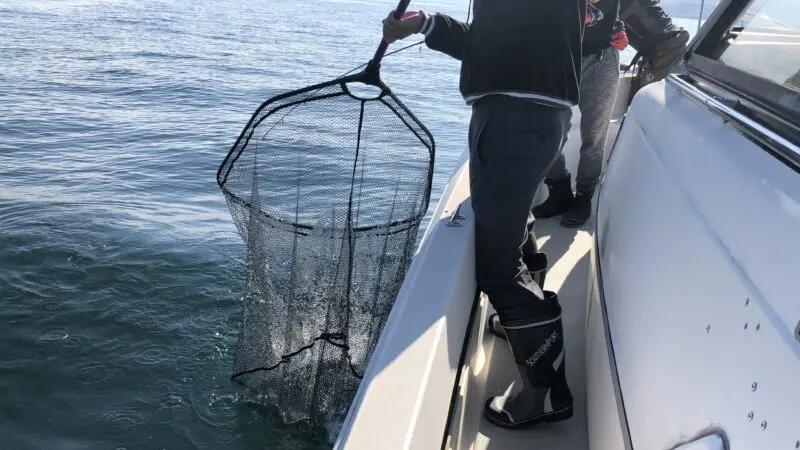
left=611, top=30, right=629, bottom=51
left=585, top=4, right=603, bottom=26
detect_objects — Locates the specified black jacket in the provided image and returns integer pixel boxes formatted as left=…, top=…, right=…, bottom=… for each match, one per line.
left=422, top=0, right=585, bottom=107
left=583, top=0, right=625, bottom=56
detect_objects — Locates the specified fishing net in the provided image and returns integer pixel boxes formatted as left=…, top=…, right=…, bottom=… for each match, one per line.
left=216, top=36, right=434, bottom=428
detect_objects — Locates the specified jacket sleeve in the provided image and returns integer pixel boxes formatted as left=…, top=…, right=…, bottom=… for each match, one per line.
left=420, top=12, right=469, bottom=61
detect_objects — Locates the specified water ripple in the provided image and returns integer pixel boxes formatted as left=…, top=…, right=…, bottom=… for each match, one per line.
left=77, top=361, right=121, bottom=388
left=131, top=346, right=172, bottom=366
left=36, top=327, right=70, bottom=343
left=0, top=0, right=472, bottom=448
left=215, top=430, right=237, bottom=444
left=158, top=393, right=186, bottom=410
left=61, top=334, right=91, bottom=350
left=92, top=410, right=146, bottom=434
left=42, top=301, right=61, bottom=312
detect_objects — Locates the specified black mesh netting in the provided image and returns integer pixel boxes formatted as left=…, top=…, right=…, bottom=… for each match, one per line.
left=217, top=75, right=434, bottom=428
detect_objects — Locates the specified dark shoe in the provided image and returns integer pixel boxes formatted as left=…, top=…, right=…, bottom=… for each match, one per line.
left=560, top=191, right=593, bottom=228
left=488, top=252, right=548, bottom=340
left=532, top=178, right=573, bottom=219
left=484, top=292, right=573, bottom=429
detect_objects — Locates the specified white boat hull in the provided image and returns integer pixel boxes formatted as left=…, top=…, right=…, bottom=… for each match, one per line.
left=336, top=66, right=800, bottom=450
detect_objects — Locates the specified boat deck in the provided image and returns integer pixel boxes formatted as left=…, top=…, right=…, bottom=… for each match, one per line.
left=445, top=77, right=631, bottom=449
left=446, top=218, right=594, bottom=450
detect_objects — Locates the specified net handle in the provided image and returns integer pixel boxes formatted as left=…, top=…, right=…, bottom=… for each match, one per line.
left=371, top=0, right=412, bottom=66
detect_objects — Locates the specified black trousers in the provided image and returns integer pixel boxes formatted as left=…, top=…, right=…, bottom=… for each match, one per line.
left=468, top=95, right=571, bottom=324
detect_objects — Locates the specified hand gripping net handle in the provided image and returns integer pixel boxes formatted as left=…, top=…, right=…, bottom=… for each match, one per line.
left=371, top=0, right=412, bottom=65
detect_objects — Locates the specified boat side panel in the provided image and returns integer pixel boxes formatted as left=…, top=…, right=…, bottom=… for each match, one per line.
left=597, top=79, right=800, bottom=449
left=585, top=237, right=629, bottom=450
left=335, top=160, right=477, bottom=450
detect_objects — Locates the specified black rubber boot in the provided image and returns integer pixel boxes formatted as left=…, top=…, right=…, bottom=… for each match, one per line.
left=487, top=252, right=548, bottom=340
left=484, top=292, right=573, bottom=429
left=560, top=191, right=593, bottom=228
left=532, top=178, right=573, bottom=219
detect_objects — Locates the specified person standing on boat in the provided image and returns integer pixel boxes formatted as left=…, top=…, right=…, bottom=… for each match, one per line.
left=533, top=0, right=628, bottom=228
left=383, top=0, right=593, bottom=430
left=535, top=0, right=689, bottom=227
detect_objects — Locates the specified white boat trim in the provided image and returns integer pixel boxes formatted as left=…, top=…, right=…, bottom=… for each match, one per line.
left=334, top=154, right=478, bottom=450
left=666, top=74, right=800, bottom=161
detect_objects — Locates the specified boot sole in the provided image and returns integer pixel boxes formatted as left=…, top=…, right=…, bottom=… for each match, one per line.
left=484, top=401, right=574, bottom=429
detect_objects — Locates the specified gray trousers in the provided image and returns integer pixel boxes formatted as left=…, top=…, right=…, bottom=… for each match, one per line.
left=547, top=46, right=620, bottom=194
left=469, top=95, right=571, bottom=323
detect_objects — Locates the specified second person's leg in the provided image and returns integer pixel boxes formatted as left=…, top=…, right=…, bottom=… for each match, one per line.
left=562, top=46, right=620, bottom=227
